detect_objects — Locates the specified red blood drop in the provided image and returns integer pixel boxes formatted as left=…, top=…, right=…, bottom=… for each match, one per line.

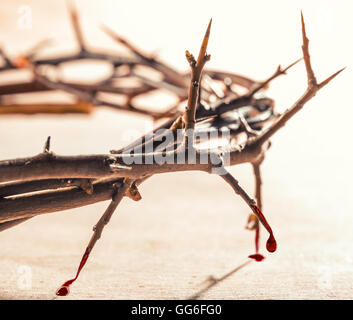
left=56, top=285, right=70, bottom=296
left=250, top=204, right=277, bottom=254
left=55, top=248, right=91, bottom=297
left=248, top=253, right=265, bottom=262
left=266, top=235, right=277, bottom=253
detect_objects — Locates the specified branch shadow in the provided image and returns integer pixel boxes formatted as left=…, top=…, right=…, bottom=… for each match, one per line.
left=187, top=260, right=252, bottom=300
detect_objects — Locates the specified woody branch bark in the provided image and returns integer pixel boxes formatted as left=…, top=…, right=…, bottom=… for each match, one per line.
left=0, top=178, right=122, bottom=223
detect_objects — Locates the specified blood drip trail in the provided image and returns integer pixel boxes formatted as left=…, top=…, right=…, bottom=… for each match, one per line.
left=248, top=226, right=265, bottom=262
left=248, top=205, right=277, bottom=262
left=255, top=225, right=260, bottom=253
left=250, top=204, right=277, bottom=252
left=56, top=247, right=91, bottom=296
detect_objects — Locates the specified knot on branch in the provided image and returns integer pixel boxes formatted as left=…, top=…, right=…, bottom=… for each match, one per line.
left=79, top=179, right=94, bottom=195
left=126, top=184, right=142, bottom=201
left=185, top=50, right=196, bottom=67
left=204, top=54, right=211, bottom=62
left=209, top=150, right=227, bottom=175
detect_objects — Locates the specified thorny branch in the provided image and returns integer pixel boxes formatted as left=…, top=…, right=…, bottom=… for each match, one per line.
left=0, top=11, right=344, bottom=296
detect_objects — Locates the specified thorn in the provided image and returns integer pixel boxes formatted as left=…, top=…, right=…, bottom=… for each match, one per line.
left=300, top=11, right=317, bottom=87
left=282, top=57, right=303, bottom=73
left=300, top=10, right=306, bottom=40
left=318, top=67, right=346, bottom=89
left=101, top=24, right=125, bottom=45
left=44, top=136, right=51, bottom=153
left=248, top=58, right=301, bottom=95
left=205, top=18, right=212, bottom=38
left=196, top=18, right=212, bottom=67
left=100, top=24, right=114, bottom=35
left=170, top=116, right=185, bottom=131
left=66, top=0, right=85, bottom=51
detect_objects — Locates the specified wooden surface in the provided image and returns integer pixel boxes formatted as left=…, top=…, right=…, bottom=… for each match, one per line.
left=0, top=0, right=352, bottom=299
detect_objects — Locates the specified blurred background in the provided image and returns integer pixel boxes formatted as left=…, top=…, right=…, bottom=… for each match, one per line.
left=0, top=0, right=352, bottom=299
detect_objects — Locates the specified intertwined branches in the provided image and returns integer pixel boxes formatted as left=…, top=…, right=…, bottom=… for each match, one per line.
left=0, top=3, right=267, bottom=120
left=0, top=10, right=343, bottom=296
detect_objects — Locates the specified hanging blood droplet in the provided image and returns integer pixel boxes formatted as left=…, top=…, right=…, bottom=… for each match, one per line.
left=56, top=247, right=91, bottom=297
left=266, top=234, right=277, bottom=253
left=248, top=253, right=265, bottom=262
left=250, top=204, right=277, bottom=253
